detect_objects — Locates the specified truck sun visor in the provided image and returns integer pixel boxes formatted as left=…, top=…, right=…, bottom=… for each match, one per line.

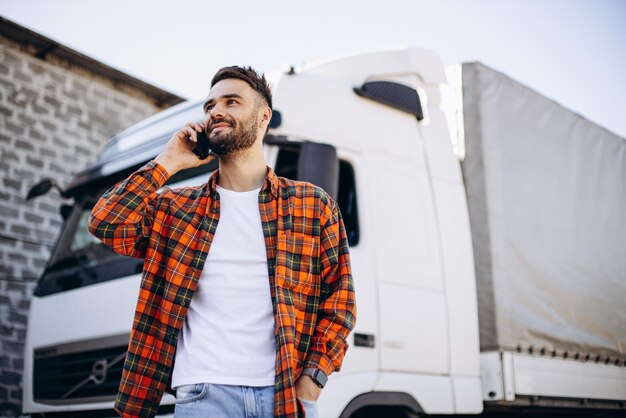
left=353, top=81, right=424, bottom=120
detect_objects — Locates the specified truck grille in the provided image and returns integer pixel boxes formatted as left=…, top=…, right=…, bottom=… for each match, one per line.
left=33, top=336, right=128, bottom=404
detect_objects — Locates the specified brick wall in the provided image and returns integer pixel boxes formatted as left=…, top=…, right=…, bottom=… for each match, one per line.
left=0, top=36, right=166, bottom=417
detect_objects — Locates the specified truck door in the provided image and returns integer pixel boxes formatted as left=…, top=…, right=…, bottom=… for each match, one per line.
left=272, top=143, right=379, bottom=381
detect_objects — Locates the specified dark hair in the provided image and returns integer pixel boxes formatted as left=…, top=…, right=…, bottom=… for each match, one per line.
left=211, top=66, right=272, bottom=110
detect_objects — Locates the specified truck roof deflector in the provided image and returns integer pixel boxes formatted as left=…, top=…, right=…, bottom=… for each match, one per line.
left=353, top=81, right=424, bottom=121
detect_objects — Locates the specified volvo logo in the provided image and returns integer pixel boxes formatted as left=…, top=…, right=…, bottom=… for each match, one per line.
left=91, top=359, right=108, bottom=385
left=61, top=352, right=126, bottom=399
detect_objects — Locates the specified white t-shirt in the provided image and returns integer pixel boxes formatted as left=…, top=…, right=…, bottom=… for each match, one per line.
left=171, top=185, right=276, bottom=388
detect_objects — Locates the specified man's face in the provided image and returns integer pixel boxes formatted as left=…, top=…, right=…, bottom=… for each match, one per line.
left=202, top=78, right=263, bottom=160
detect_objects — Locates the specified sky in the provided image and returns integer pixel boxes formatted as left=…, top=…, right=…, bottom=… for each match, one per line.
left=2, top=0, right=625, bottom=138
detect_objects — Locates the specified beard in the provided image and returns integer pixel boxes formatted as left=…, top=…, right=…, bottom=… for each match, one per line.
left=208, top=111, right=259, bottom=161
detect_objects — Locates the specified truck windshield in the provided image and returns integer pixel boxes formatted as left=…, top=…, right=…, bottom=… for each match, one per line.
left=35, top=194, right=141, bottom=297
left=35, top=160, right=219, bottom=297
left=49, top=204, right=124, bottom=271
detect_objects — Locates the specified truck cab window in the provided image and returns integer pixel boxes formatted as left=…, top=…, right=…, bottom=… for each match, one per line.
left=274, top=147, right=360, bottom=246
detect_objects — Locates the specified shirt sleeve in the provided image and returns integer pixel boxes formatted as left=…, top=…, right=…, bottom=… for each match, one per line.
left=303, top=197, right=357, bottom=377
left=88, top=160, right=170, bottom=259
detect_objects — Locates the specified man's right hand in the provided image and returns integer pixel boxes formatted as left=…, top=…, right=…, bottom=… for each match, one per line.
left=154, top=122, right=216, bottom=175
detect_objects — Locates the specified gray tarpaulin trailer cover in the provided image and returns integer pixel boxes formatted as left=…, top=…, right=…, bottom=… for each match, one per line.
left=460, top=62, right=626, bottom=364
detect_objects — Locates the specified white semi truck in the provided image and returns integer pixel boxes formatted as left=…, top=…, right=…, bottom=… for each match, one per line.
left=23, top=48, right=626, bottom=417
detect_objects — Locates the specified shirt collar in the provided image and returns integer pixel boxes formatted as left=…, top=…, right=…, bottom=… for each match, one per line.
left=207, top=166, right=279, bottom=198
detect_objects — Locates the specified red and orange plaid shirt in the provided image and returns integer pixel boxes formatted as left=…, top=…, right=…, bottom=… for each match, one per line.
left=88, top=160, right=356, bottom=417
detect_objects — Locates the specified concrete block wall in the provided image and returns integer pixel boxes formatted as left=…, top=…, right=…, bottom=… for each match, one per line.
left=0, top=36, right=165, bottom=417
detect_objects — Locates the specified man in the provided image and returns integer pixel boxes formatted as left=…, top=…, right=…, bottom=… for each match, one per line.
left=89, top=66, right=356, bottom=418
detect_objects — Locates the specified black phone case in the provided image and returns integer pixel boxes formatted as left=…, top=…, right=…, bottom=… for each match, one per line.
left=192, top=130, right=211, bottom=159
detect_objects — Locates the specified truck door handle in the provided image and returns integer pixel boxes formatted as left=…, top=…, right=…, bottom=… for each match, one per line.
left=354, top=333, right=375, bottom=348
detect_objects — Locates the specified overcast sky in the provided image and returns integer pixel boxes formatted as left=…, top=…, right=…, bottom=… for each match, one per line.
left=2, top=0, right=625, bottom=138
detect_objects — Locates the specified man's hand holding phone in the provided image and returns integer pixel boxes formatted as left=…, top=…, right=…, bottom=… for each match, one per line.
left=154, top=122, right=216, bottom=176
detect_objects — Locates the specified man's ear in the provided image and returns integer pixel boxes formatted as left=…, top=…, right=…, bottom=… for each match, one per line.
left=260, top=106, right=272, bottom=128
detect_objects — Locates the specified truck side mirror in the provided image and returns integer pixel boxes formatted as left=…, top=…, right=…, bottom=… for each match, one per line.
left=297, top=141, right=339, bottom=200
left=27, top=179, right=53, bottom=200
left=26, top=178, right=68, bottom=200
left=60, top=204, right=73, bottom=221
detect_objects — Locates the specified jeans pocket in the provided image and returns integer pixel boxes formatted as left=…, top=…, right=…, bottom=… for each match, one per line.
left=299, top=398, right=318, bottom=418
left=175, top=383, right=208, bottom=404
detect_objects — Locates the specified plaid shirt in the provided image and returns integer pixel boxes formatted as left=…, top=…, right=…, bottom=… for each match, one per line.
left=88, top=160, right=356, bottom=418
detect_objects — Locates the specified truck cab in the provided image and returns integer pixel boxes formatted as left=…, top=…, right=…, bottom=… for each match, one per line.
left=24, top=48, right=478, bottom=417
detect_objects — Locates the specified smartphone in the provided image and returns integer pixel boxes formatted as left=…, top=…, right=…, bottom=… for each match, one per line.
left=192, top=130, right=211, bottom=159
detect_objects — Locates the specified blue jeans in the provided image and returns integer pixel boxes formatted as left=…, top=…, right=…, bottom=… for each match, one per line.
left=174, top=383, right=319, bottom=418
